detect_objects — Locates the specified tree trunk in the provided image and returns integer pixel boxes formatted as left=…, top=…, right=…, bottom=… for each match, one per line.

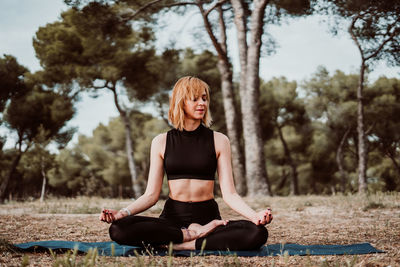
left=386, top=150, right=400, bottom=177
left=0, top=149, right=23, bottom=201
left=109, top=85, right=141, bottom=198
left=348, top=13, right=397, bottom=194
left=217, top=60, right=247, bottom=195
left=232, top=0, right=272, bottom=196
left=356, top=61, right=368, bottom=193
left=198, top=1, right=247, bottom=195
left=216, top=5, right=246, bottom=195
left=277, top=168, right=289, bottom=191
left=40, top=157, right=47, bottom=202
left=336, top=127, right=350, bottom=193
left=231, top=0, right=248, bottom=99
left=277, top=125, right=299, bottom=195
left=122, top=113, right=141, bottom=197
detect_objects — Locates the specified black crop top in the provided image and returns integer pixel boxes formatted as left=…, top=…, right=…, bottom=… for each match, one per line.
left=164, top=124, right=217, bottom=180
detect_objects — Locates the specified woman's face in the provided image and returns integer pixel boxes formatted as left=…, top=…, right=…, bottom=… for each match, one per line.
left=183, top=89, right=208, bottom=121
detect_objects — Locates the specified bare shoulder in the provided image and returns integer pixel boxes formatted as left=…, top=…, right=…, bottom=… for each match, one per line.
left=151, top=133, right=167, bottom=157
left=214, top=131, right=229, bottom=144
left=213, top=131, right=230, bottom=154
left=152, top=132, right=167, bottom=144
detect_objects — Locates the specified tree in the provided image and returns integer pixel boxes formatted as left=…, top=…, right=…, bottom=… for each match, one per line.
left=321, top=0, right=400, bottom=193
left=0, top=81, right=74, bottom=201
left=99, top=0, right=248, bottom=195
left=0, top=55, right=29, bottom=114
left=260, top=77, right=312, bottom=195
left=33, top=2, right=164, bottom=197
left=190, top=1, right=246, bottom=194
left=70, top=0, right=313, bottom=196
left=228, top=0, right=312, bottom=196
left=48, top=110, right=169, bottom=197
left=303, top=67, right=360, bottom=192
left=368, top=77, right=400, bottom=188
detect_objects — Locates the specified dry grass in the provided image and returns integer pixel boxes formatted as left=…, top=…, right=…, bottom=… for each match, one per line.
left=0, top=192, right=399, bottom=266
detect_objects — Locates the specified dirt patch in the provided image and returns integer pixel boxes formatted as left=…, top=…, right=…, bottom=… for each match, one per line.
left=1, top=194, right=399, bottom=266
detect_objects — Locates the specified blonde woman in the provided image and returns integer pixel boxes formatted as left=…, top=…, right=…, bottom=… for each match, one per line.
left=100, top=76, right=273, bottom=251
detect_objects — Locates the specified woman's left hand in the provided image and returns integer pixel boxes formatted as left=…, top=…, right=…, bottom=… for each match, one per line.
left=252, top=208, right=273, bottom=225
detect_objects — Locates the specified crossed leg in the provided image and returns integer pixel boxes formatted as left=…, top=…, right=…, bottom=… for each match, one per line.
left=109, top=216, right=268, bottom=251
left=173, top=219, right=229, bottom=250
left=175, top=220, right=269, bottom=251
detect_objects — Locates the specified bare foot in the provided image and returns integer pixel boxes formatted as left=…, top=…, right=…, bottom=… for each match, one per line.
left=173, top=220, right=228, bottom=251
left=172, top=239, right=196, bottom=250
left=188, top=219, right=228, bottom=239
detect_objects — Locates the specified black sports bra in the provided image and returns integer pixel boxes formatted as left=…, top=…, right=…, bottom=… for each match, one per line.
left=163, top=124, right=217, bottom=180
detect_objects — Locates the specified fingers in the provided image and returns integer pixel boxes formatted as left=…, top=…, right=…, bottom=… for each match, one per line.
left=215, top=219, right=229, bottom=226
left=258, top=208, right=273, bottom=225
left=100, top=209, right=115, bottom=224
left=99, top=208, right=107, bottom=222
left=266, top=208, right=273, bottom=224
left=99, top=208, right=105, bottom=221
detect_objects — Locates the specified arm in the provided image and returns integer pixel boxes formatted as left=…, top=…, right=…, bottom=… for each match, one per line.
left=100, top=133, right=166, bottom=223
left=215, top=132, right=272, bottom=225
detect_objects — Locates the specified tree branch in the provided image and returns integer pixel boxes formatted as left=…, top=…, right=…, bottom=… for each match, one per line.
left=196, top=0, right=229, bottom=61
left=364, top=17, right=400, bottom=61
left=92, top=81, right=112, bottom=90
left=349, top=13, right=365, bottom=62
left=365, top=122, right=375, bottom=135
left=121, top=0, right=198, bottom=22
left=163, top=1, right=197, bottom=8
left=108, top=82, right=126, bottom=116
left=204, top=0, right=228, bottom=17
left=121, top=0, right=164, bottom=21
left=218, top=3, right=227, bottom=53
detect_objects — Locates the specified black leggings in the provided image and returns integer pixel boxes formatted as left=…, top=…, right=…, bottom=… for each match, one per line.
left=109, top=198, right=268, bottom=251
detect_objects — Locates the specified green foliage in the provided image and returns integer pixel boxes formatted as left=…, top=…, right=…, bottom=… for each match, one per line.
left=321, top=0, right=400, bottom=67
left=178, top=49, right=227, bottom=133
left=302, top=68, right=400, bottom=193
left=49, top=110, right=169, bottom=197
left=50, top=246, right=98, bottom=267
left=0, top=55, right=75, bottom=200
left=15, top=147, right=54, bottom=196
left=260, top=77, right=312, bottom=194
left=258, top=69, right=400, bottom=194
left=0, top=55, right=29, bottom=113
left=302, top=68, right=360, bottom=192
left=33, top=2, right=161, bottom=101
left=5, top=88, right=74, bottom=144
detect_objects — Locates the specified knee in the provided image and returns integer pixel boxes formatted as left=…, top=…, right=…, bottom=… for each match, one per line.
left=246, top=223, right=268, bottom=249
left=109, top=223, right=123, bottom=244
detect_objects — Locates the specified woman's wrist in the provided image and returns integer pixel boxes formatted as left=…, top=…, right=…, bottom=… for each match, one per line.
left=120, top=207, right=131, bottom=217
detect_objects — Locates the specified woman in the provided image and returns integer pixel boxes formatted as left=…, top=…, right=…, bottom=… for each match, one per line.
left=100, top=76, right=273, bottom=251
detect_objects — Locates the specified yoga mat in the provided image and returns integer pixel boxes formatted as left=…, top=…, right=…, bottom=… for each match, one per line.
left=14, top=241, right=384, bottom=257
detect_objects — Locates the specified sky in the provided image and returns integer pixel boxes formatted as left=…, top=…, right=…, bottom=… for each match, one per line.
left=1, top=0, right=399, bottom=146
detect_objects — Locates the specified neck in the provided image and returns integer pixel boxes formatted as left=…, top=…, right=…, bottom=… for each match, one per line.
left=184, top=119, right=201, bottom=131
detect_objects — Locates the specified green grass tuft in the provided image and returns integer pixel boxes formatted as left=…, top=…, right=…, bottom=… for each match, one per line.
left=0, top=238, right=22, bottom=254
left=362, top=201, right=385, bottom=211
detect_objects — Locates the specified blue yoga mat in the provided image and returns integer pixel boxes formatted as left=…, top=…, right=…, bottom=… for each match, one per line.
left=14, top=241, right=383, bottom=257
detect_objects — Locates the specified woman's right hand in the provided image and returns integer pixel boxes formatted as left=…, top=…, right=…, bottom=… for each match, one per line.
left=99, top=208, right=122, bottom=223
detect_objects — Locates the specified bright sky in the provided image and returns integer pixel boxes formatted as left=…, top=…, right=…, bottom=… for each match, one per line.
left=1, top=0, right=399, bottom=146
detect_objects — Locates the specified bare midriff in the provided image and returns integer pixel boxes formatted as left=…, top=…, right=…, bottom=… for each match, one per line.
left=168, top=179, right=214, bottom=202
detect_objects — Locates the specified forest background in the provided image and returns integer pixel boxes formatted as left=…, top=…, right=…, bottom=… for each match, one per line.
left=1, top=0, right=400, bottom=201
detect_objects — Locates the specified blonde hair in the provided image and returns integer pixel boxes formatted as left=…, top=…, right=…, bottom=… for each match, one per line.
left=168, top=76, right=212, bottom=130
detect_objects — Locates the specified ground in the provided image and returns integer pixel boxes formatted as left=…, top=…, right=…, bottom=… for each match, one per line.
left=0, top=193, right=399, bottom=266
